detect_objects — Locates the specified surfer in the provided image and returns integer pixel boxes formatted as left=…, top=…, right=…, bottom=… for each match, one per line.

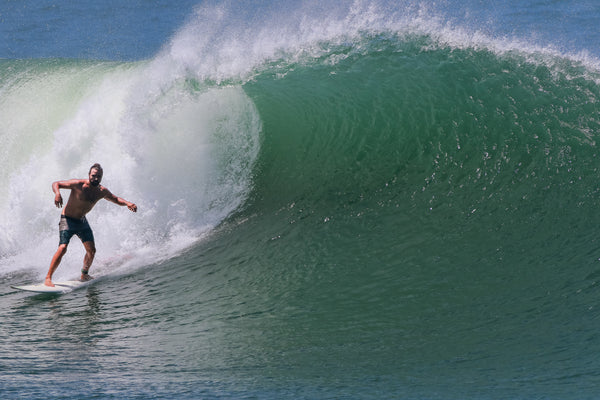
left=44, top=163, right=137, bottom=287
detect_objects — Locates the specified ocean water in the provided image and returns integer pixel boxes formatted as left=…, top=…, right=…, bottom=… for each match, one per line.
left=2, top=1, right=600, bottom=399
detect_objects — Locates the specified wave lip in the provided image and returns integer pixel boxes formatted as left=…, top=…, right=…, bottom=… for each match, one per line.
left=155, top=0, right=600, bottom=88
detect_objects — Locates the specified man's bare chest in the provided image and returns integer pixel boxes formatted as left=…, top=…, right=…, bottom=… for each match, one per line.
left=73, top=187, right=101, bottom=204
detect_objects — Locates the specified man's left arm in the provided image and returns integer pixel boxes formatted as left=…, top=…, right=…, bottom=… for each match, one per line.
left=104, top=189, right=138, bottom=212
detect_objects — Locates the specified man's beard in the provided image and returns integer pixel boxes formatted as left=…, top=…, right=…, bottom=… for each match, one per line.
left=90, top=180, right=100, bottom=187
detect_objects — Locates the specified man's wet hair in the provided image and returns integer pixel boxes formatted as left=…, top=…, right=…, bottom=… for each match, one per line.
left=89, top=163, right=103, bottom=175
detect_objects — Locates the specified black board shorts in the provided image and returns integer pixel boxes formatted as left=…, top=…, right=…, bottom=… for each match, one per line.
left=58, top=215, right=94, bottom=245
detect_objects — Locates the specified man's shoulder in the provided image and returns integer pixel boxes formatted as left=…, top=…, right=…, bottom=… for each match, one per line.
left=105, top=186, right=117, bottom=195
left=97, top=185, right=113, bottom=196
left=59, top=178, right=86, bottom=188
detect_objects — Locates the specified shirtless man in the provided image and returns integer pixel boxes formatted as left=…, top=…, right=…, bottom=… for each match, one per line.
left=44, top=163, right=137, bottom=287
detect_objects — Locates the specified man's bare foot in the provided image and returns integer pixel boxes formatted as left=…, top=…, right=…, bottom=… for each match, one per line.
left=80, top=274, right=94, bottom=282
left=44, top=278, right=55, bottom=287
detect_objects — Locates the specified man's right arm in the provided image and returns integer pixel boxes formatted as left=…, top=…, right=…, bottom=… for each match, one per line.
left=52, top=179, right=81, bottom=209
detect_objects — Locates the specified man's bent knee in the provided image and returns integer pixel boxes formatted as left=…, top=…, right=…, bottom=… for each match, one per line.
left=84, top=242, right=96, bottom=255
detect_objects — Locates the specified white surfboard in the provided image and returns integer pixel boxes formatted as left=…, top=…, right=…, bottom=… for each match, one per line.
left=11, top=280, right=90, bottom=294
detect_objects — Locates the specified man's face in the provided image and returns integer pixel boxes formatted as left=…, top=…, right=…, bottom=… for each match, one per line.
left=89, top=168, right=103, bottom=187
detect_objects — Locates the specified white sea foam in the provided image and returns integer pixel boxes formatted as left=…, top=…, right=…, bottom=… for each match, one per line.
left=0, top=58, right=260, bottom=280
left=158, top=0, right=600, bottom=83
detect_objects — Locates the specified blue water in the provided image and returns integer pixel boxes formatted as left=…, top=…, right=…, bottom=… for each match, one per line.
left=2, top=1, right=600, bottom=399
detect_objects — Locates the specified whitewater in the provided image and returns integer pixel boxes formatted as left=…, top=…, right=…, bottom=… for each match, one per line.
left=2, top=1, right=600, bottom=399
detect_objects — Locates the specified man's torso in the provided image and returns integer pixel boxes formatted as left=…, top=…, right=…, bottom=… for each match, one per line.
left=62, top=182, right=105, bottom=219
